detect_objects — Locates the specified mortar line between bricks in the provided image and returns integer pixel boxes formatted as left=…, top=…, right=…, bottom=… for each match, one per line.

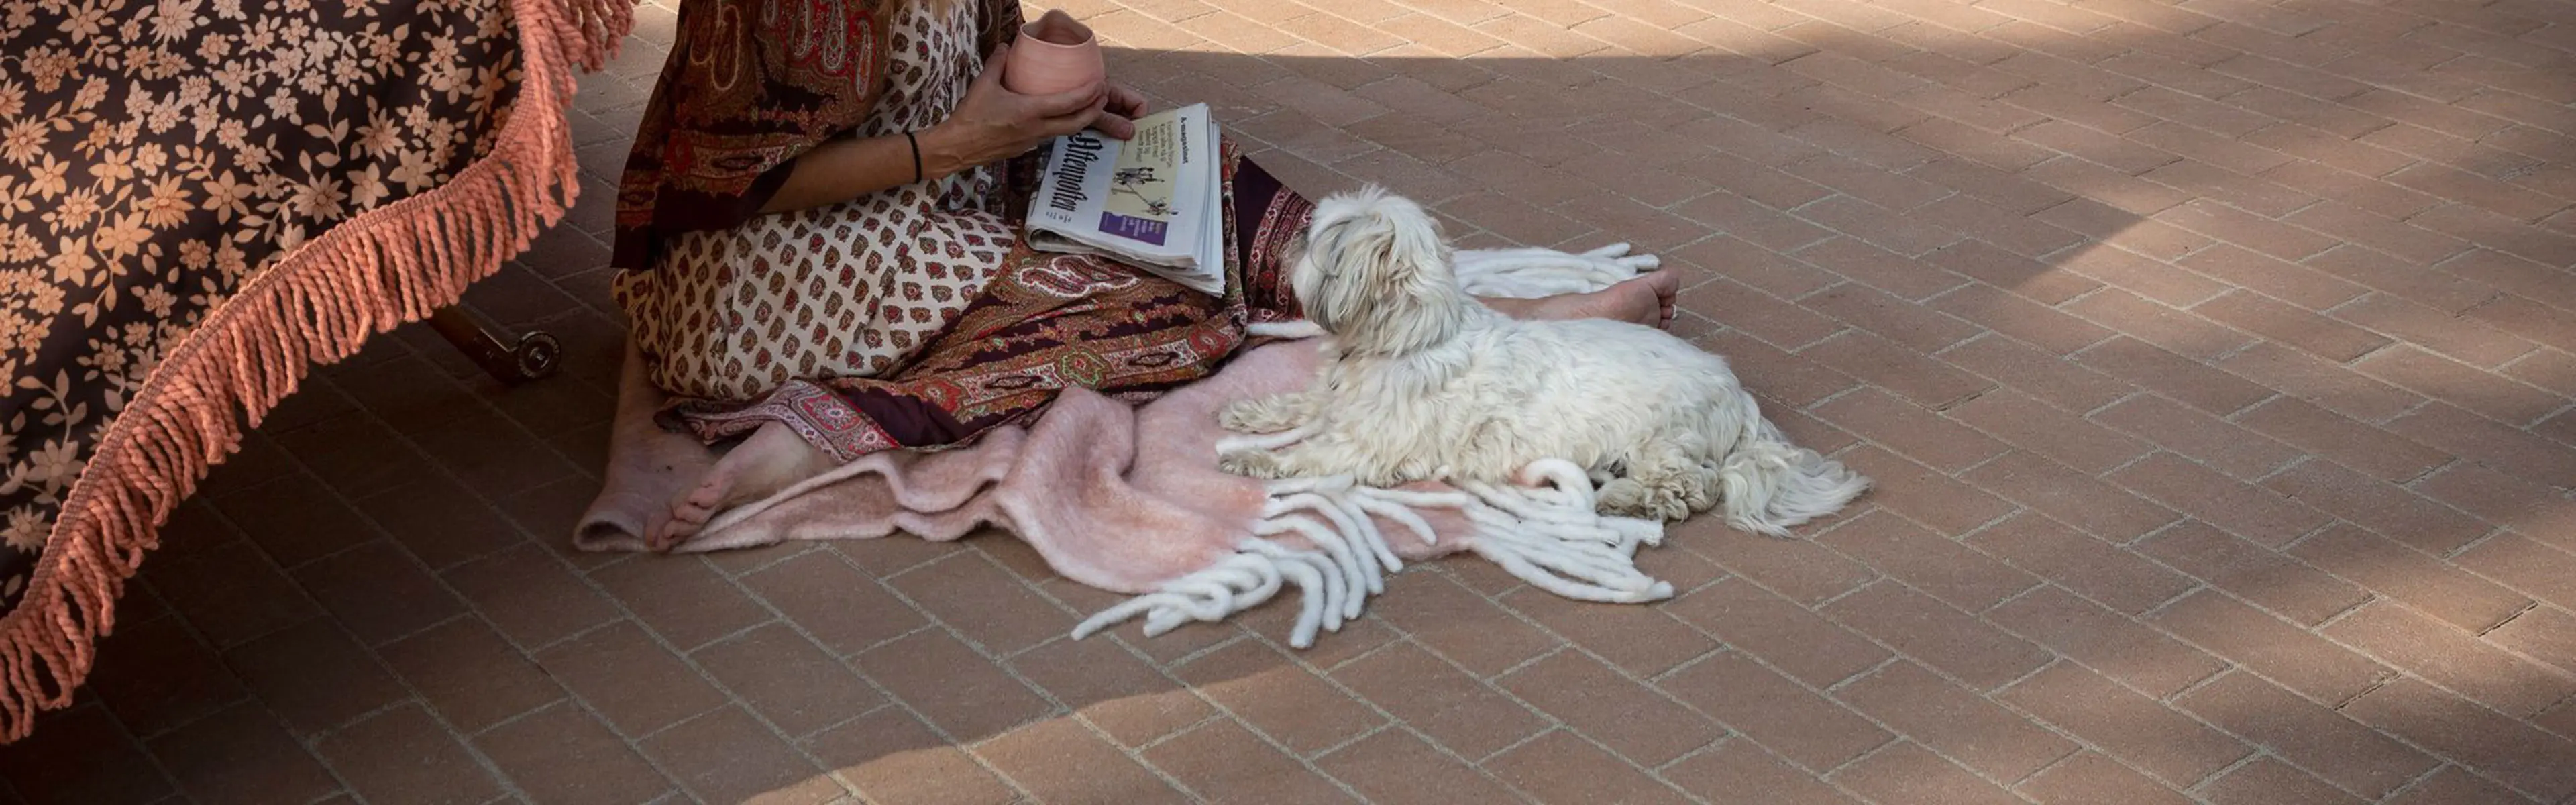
left=85, top=608, right=264, bottom=744
left=1643, top=719, right=1761, bottom=778
left=1691, top=576, right=2156, bottom=796
left=1784, top=276, right=1854, bottom=306
left=2210, top=589, right=2412, bottom=704
left=2075, top=388, right=2153, bottom=421
left=2004, top=737, right=2089, bottom=790
left=2178, top=690, right=2454, bottom=805
left=211, top=376, right=662, bottom=804
left=2530, top=396, right=2576, bottom=429
left=1820, top=655, right=1907, bottom=696
left=2247, top=451, right=2319, bottom=486
left=1652, top=643, right=1925, bottom=771
left=2400, top=456, right=2465, bottom=491
left=1807, top=732, right=1908, bottom=785
left=2184, top=749, right=2275, bottom=797
left=1293, top=716, right=1401, bottom=766
left=1976, top=655, right=2264, bottom=796
left=1115, top=708, right=1234, bottom=759
left=1794, top=381, right=1872, bottom=414
left=39, top=685, right=197, bottom=802
left=2129, top=578, right=2210, bottom=623
left=2444, top=523, right=2524, bottom=564
left=2536, top=690, right=2576, bottom=739
left=2157, top=659, right=2236, bottom=707
left=2491, top=343, right=2569, bottom=378
left=1155, top=712, right=1385, bottom=805
left=1357, top=587, right=1743, bottom=777
left=2096, top=445, right=2174, bottom=480
left=1804, top=572, right=1892, bottom=611
left=2479, top=599, right=2545, bottom=639
left=1465, top=722, right=1570, bottom=771
left=2204, top=335, right=2267, bottom=364
left=2382, top=763, right=2467, bottom=804
left=1974, top=575, right=2057, bottom=618
left=2120, top=513, right=2196, bottom=550
left=584, top=544, right=911, bottom=800
left=2138, top=579, right=2214, bottom=621
left=2339, top=598, right=2576, bottom=738
left=1178, top=594, right=1593, bottom=794
left=1936, top=504, right=2037, bottom=551
left=1947, top=443, right=2020, bottom=477
left=802, top=554, right=1171, bottom=802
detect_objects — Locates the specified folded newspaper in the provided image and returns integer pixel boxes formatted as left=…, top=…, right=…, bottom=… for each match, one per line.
left=1025, top=103, right=1226, bottom=297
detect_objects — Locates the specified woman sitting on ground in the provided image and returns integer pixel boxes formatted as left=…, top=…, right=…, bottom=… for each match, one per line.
left=611, top=0, right=1681, bottom=547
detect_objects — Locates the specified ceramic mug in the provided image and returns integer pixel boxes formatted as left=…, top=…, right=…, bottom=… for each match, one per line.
left=1002, top=9, right=1104, bottom=96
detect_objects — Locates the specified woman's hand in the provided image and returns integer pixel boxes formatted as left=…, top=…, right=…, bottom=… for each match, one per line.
left=919, top=44, right=1110, bottom=174
left=1094, top=83, right=1150, bottom=139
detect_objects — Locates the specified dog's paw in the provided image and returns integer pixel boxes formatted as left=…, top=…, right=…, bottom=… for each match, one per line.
left=1218, top=397, right=1311, bottom=434
left=1218, top=449, right=1289, bottom=478
left=1217, top=398, right=1288, bottom=434
left=1596, top=478, right=1652, bottom=516
left=1597, top=478, right=1692, bottom=522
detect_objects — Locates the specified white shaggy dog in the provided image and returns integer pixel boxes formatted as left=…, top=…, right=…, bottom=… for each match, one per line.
left=1216, top=187, right=1869, bottom=535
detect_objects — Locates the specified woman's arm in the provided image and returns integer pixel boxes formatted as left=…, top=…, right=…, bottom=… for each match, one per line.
left=757, top=133, right=947, bottom=215
left=759, top=44, right=1146, bottom=215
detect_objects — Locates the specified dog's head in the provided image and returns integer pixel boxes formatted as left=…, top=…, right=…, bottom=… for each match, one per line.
left=1290, top=186, right=1472, bottom=356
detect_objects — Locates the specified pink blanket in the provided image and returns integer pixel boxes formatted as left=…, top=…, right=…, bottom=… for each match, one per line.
left=577, top=337, right=1677, bottom=646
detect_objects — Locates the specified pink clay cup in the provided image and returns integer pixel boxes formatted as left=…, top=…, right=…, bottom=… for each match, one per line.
left=1003, top=10, right=1105, bottom=97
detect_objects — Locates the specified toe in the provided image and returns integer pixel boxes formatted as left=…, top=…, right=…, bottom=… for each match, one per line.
left=641, top=513, right=675, bottom=551
left=676, top=468, right=741, bottom=519
left=683, top=478, right=727, bottom=509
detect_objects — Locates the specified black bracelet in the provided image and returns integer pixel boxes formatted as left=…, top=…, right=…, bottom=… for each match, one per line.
left=905, top=131, right=923, bottom=184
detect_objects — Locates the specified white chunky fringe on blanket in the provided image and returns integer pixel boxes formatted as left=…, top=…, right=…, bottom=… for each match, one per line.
left=578, top=244, right=1794, bottom=649
left=1073, top=461, right=1676, bottom=648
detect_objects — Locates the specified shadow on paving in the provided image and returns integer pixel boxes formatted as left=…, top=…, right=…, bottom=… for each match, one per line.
left=7, top=15, right=2576, bottom=804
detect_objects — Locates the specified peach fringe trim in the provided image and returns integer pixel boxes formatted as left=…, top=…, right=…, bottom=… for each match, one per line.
left=0, top=0, right=633, bottom=743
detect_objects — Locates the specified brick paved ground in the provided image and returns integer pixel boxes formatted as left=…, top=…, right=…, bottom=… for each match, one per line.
left=9, top=0, right=2576, bottom=801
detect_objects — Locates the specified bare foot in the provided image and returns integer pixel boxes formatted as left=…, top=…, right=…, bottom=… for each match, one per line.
left=651, top=422, right=835, bottom=551
left=1482, top=271, right=1681, bottom=328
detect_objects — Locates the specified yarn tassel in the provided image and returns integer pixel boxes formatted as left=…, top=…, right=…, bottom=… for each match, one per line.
left=1072, top=463, right=1676, bottom=649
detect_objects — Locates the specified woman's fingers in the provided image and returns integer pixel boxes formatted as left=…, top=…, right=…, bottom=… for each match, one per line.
left=1105, top=82, right=1149, bottom=118
left=1093, top=110, right=1138, bottom=140
left=1042, top=96, right=1110, bottom=138
left=974, top=44, right=1010, bottom=88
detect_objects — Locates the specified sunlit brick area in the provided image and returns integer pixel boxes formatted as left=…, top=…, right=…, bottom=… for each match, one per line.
left=7, top=0, right=2576, bottom=801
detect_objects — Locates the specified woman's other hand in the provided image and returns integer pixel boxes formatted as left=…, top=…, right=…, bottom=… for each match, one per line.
left=920, top=44, right=1110, bottom=172
left=1093, top=83, right=1150, bottom=140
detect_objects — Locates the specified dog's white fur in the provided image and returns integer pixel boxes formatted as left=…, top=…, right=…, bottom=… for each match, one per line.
left=1216, top=187, right=1868, bottom=535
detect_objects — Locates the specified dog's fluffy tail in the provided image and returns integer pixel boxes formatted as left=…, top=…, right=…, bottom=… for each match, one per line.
left=1715, top=417, right=1870, bottom=537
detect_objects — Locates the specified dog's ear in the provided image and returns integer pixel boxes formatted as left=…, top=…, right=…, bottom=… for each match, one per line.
left=1298, top=208, right=1364, bottom=336
left=1303, top=186, right=1469, bottom=354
